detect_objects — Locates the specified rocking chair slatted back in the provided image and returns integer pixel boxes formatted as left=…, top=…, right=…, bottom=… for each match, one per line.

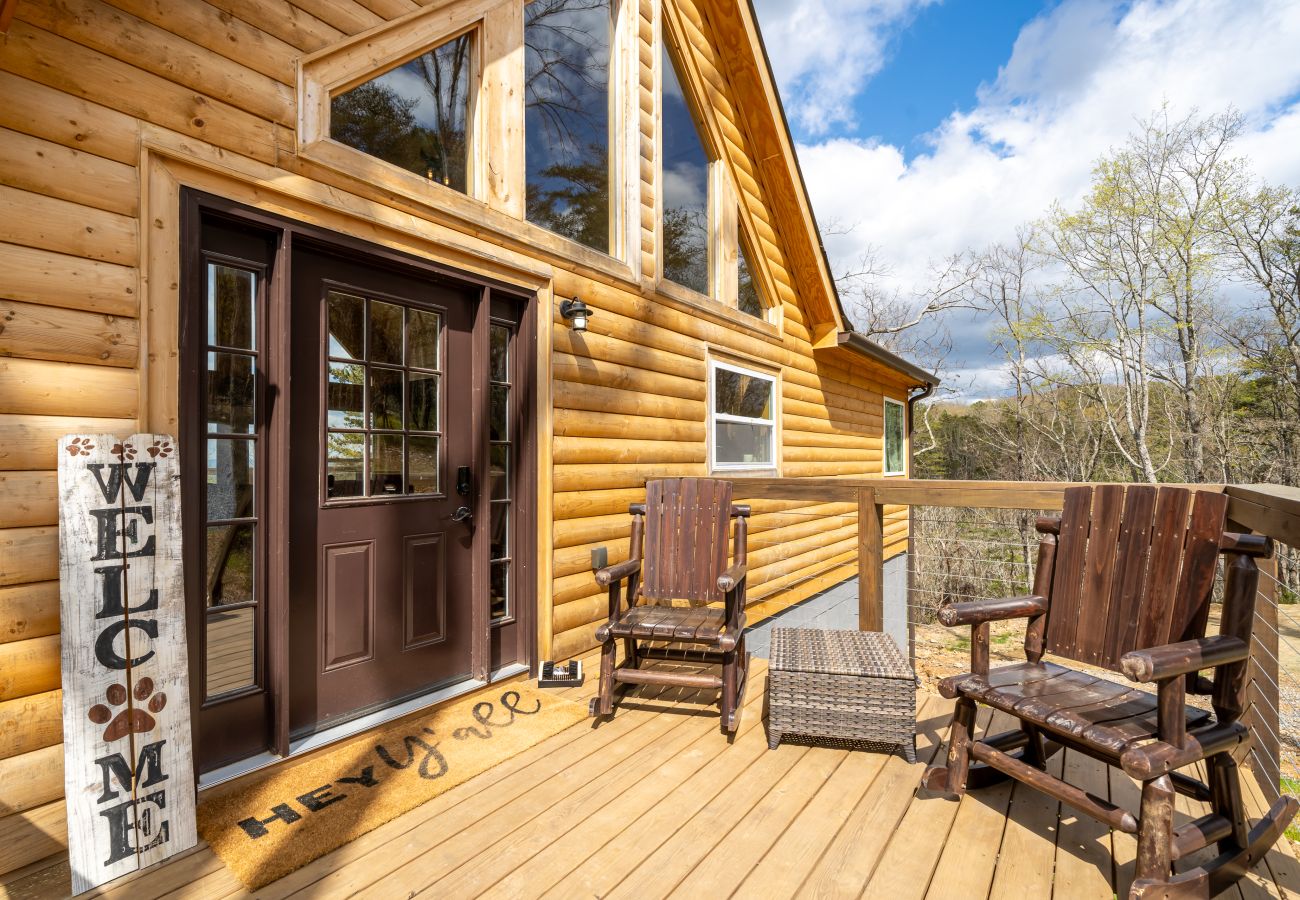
left=1041, top=485, right=1230, bottom=670
left=639, top=478, right=733, bottom=605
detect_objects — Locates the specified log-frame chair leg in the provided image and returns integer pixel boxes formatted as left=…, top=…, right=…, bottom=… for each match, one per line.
left=589, top=636, right=617, bottom=718
left=921, top=696, right=976, bottom=798
left=1134, top=774, right=1176, bottom=887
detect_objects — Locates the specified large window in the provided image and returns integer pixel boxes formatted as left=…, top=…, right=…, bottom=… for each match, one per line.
left=710, top=360, right=777, bottom=470
left=330, top=32, right=474, bottom=193
left=324, top=291, right=443, bottom=500
left=883, top=398, right=906, bottom=475
left=524, top=0, right=614, bottom=254
left=661, top=40, right=711, bottom=295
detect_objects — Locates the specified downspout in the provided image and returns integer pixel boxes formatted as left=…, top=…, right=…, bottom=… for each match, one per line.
left=906, top=381, right=935, bottom=437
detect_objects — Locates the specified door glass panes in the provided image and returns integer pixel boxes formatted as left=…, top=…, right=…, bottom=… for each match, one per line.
left=324, top=291, right=443, bottom=499
left=203, top=262, right=260, bottom=699
left=661, top=42, right=710, bottom=295
left=329, top=32, right=473, bottom=194
left=489, top=322, right=512, bottom=622
left=737, top=235, right=764, bottom=319
left=524, top=0, right=613, bottom=254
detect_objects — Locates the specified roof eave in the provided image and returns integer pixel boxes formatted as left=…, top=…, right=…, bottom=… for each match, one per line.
left=833, top=332, right=941, bottom=388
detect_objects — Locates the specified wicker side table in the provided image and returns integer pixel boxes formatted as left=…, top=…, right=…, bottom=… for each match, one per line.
left=767, top=627, right=916, bottom=761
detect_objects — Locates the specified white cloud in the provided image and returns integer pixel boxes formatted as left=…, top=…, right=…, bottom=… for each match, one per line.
left=752, top=0, right=939, bottom=135
left=780, top=0, right=1300, bottom=390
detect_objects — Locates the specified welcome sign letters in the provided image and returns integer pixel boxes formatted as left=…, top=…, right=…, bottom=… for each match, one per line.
left=58, top=434, right=197, bottom=894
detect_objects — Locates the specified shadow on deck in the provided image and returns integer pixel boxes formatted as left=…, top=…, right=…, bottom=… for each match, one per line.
left=4, top=655, right=1297, bottom=899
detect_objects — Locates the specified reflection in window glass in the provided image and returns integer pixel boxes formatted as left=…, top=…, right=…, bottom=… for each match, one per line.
left=206, top=439, right=255, bottom=521
left=206, top=523, right=256, bottom=607
left=661, top=42, right=710, bottom=295
left=884, top=399, right=906, bottom=475
left=206, top=606, right=255, bottom=696
left=711, top=362, right=775, bottom=470
left=325, top=292, right=442, bottom=500
left=208, top=265, right=255, bottom=349
left=524, top=0, right=613, bottom=253
left=330, top=33, right=473, bottom=193
left=207, top=352, right=256, bottom=433
left=714, top=367, right=772, bottom=419
left=737, top=237, right=764, bottom=318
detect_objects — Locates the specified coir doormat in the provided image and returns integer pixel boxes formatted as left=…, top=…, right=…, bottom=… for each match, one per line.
left=196, top=685, right=586, bottom=890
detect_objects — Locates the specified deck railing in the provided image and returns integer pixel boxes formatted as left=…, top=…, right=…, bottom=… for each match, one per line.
left=721, top=478, right=1300, bottom=807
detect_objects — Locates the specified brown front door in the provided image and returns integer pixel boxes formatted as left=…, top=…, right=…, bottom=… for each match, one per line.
left=287, top=244, right=479, bottom=736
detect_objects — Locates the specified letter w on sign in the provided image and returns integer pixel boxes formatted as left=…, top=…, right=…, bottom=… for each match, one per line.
left=58, top=434, right=196, bottom=894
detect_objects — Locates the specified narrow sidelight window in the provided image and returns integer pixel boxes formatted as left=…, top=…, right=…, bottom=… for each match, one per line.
left=203, top=261, right=261, bottom=698
left=883, top=398, right=906, bottom=475
left=524, top=0, right=614, bottom=254
left=710, top=360, right=776, bottom=470
left=661, top=40, right=711, bottom=295
left=489, top=321, right=513, bottom=622
left=330, top=32, right=474, bottom=193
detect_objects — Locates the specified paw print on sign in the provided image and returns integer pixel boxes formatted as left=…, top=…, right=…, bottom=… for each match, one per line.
left=111, top=442, right=138, bottom=461
left=87, top=677, right=167, bottom=742
left=147, top=439, right=173, bottom=459
left=66, top=437, right=94, bottom=457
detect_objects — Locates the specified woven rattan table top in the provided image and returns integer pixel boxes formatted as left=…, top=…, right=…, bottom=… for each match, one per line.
left=769, top=627, right=912, bottom=679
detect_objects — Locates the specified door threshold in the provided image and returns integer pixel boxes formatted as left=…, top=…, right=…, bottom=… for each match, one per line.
left=197, top=662, right=530, bottom=791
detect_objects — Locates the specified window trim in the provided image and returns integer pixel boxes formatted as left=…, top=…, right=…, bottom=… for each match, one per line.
left=883, top=396, right=907, bottom=477
left=708, top=357, right=779, bottom=473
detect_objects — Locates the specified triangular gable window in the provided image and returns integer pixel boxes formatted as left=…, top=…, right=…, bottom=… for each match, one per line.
left=660, top=40, right=712, bottom=296
left=330, top=32, right=474, bottom=194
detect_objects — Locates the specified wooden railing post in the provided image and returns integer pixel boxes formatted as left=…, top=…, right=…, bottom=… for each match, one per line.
left=858, top=488, right=884, bottom=632
left=1247, top=551, right=1282, bottom=800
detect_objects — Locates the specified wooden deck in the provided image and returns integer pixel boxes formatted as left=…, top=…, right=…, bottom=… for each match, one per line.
left=3, top=654, right=1297, bottom=899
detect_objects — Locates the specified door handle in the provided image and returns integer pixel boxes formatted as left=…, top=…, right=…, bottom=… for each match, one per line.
left=450, top=506, right=473, bottom=523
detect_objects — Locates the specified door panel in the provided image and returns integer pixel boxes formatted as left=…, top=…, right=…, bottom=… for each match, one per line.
left=289, top=245, right=479, bottom=736
left=321, top=541, right=375, bottom=670
left=403, top=534, right=447, bottom=649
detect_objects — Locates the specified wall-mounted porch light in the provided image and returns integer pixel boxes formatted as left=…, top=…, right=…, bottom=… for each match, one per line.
left=559, top=297, right=594, bottom=332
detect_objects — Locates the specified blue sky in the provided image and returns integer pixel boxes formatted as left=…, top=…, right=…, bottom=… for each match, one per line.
left=751, top=0, right=1300, bottom=397
left=831, top=0, right=1051, bottom=157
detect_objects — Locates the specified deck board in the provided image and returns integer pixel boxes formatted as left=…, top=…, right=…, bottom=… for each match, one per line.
left=2, top=665, right=1293, bottom=900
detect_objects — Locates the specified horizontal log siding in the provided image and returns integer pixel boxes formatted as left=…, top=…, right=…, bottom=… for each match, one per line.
left=0, top=0, right=915, bottom=875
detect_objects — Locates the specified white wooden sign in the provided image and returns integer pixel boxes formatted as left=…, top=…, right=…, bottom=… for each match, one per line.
left=58, top=434, right=197, bottom=894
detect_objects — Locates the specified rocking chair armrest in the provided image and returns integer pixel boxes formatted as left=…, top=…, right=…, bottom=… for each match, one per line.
left=717, top=563, right=748, bottom=593
left=594, top=558, right=641, bottom=587
left=1120, top=635, right=1250, bottom=684
left=938, top=595, right=1047, bottom=627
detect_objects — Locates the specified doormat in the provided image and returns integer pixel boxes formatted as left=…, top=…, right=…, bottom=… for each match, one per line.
left=196, top=685, right=586, bottom=890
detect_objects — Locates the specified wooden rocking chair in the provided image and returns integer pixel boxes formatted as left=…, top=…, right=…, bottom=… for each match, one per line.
left=921, top=485, right=1298, bottom=898
left=588, top=478, right=751, bottom=733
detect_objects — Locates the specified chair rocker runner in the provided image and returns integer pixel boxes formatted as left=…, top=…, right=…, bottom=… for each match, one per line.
left=921, top=484, right=1298, bottom=899
left=589, top=478, right=751, bottom=733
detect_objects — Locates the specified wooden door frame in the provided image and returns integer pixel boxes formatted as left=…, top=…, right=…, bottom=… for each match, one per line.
left=181, top=189, right=538, bottom=760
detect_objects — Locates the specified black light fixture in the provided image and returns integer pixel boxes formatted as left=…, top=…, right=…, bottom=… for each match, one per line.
left=559, top=296, right=594, bottom=332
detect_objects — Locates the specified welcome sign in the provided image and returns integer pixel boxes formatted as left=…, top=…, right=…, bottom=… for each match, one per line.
left=58, top=434, right=197, bottom=894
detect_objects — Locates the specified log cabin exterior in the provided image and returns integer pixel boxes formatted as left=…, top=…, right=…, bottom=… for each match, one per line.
left=0, top=0, right=935, bottom=878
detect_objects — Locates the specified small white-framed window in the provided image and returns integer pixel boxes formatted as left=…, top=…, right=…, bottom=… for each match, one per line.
left=883, top=397, right=907, bottom=476
left=710, top=359, right=777, bottom=470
